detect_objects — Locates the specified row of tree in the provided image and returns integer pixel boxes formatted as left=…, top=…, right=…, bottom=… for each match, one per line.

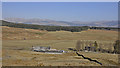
left=90, top=27, right=119, bottom=31
left=75, top=40, right=120, bottom=54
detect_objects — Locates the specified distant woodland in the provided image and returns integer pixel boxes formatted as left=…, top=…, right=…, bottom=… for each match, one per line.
left=1, top=20, right=119, bottom=32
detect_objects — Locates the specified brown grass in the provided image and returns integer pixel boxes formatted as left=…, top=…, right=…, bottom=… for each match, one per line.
left=2, top=26, right=118, bottom=41
left=2, top=26, right=119, bottom=66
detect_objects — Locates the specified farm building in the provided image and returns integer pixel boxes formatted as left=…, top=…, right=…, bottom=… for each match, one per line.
left=85, top=46, right=96, bottom=52
left=32, top=46, right=50, bottom=51
left=32, top=46, right=65, bottom=54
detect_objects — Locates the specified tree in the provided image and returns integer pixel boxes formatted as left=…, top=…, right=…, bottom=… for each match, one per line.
left=108, top=43, right=113, bottom=53
left=76, top=40, right=82, bottom=51
left=88, top=41, right=93, bottom=51
left=114, top=40, right=120, bottom=54
left=94, top=41, right=98, bottom=52
left=81, top=41, right=85, bottom=51
left=98, top=43, right=103, bottom=53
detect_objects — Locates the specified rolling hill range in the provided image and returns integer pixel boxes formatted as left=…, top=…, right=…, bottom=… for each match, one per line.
left=4, top=18, right=118, bottom=27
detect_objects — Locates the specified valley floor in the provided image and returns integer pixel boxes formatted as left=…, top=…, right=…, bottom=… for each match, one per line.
left=2, top=40, right=119, bottom=66
left=2, top=26, right=119, bottom=66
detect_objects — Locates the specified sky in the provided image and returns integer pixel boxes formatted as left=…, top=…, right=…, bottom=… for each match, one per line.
left=2, top=2, right=118, bottom=22
left=0, top=1, right=2, bottom=20
left=1, top=0, right=120, bottom=2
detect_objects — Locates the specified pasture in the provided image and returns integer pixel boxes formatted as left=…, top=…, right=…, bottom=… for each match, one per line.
left=2, top=26, right=119, bottom=66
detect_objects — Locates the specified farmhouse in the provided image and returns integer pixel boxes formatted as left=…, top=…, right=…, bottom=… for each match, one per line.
left=32, top=46, right=65, bottom=54
left=85, top=46, right=96, bottom=52
left=32, top=46, right=50, bottom=51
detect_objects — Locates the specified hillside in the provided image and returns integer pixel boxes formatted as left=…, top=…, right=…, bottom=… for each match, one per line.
left=2, top=26, right=119, bottom=66
left=2, top=20, right=119, bottom=32
left=2, top=25, right=119, bottom=66
left=2, top=20, right=89, bottom=32
left=2, top=26, right=118, bottom=41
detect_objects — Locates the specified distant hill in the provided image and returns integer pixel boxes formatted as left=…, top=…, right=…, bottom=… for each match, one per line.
left=4, top=18, right=70, bottom=26
left=1, top=20, right=119, bottom=32
left=1, top=20, right=89, bottom=32
left=4, top=18, right=118, bottom=27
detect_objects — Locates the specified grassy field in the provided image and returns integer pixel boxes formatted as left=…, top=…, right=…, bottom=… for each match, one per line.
left=2, top=26, right=119, bottom=66
left=2, top=26, right=118, bottom=41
